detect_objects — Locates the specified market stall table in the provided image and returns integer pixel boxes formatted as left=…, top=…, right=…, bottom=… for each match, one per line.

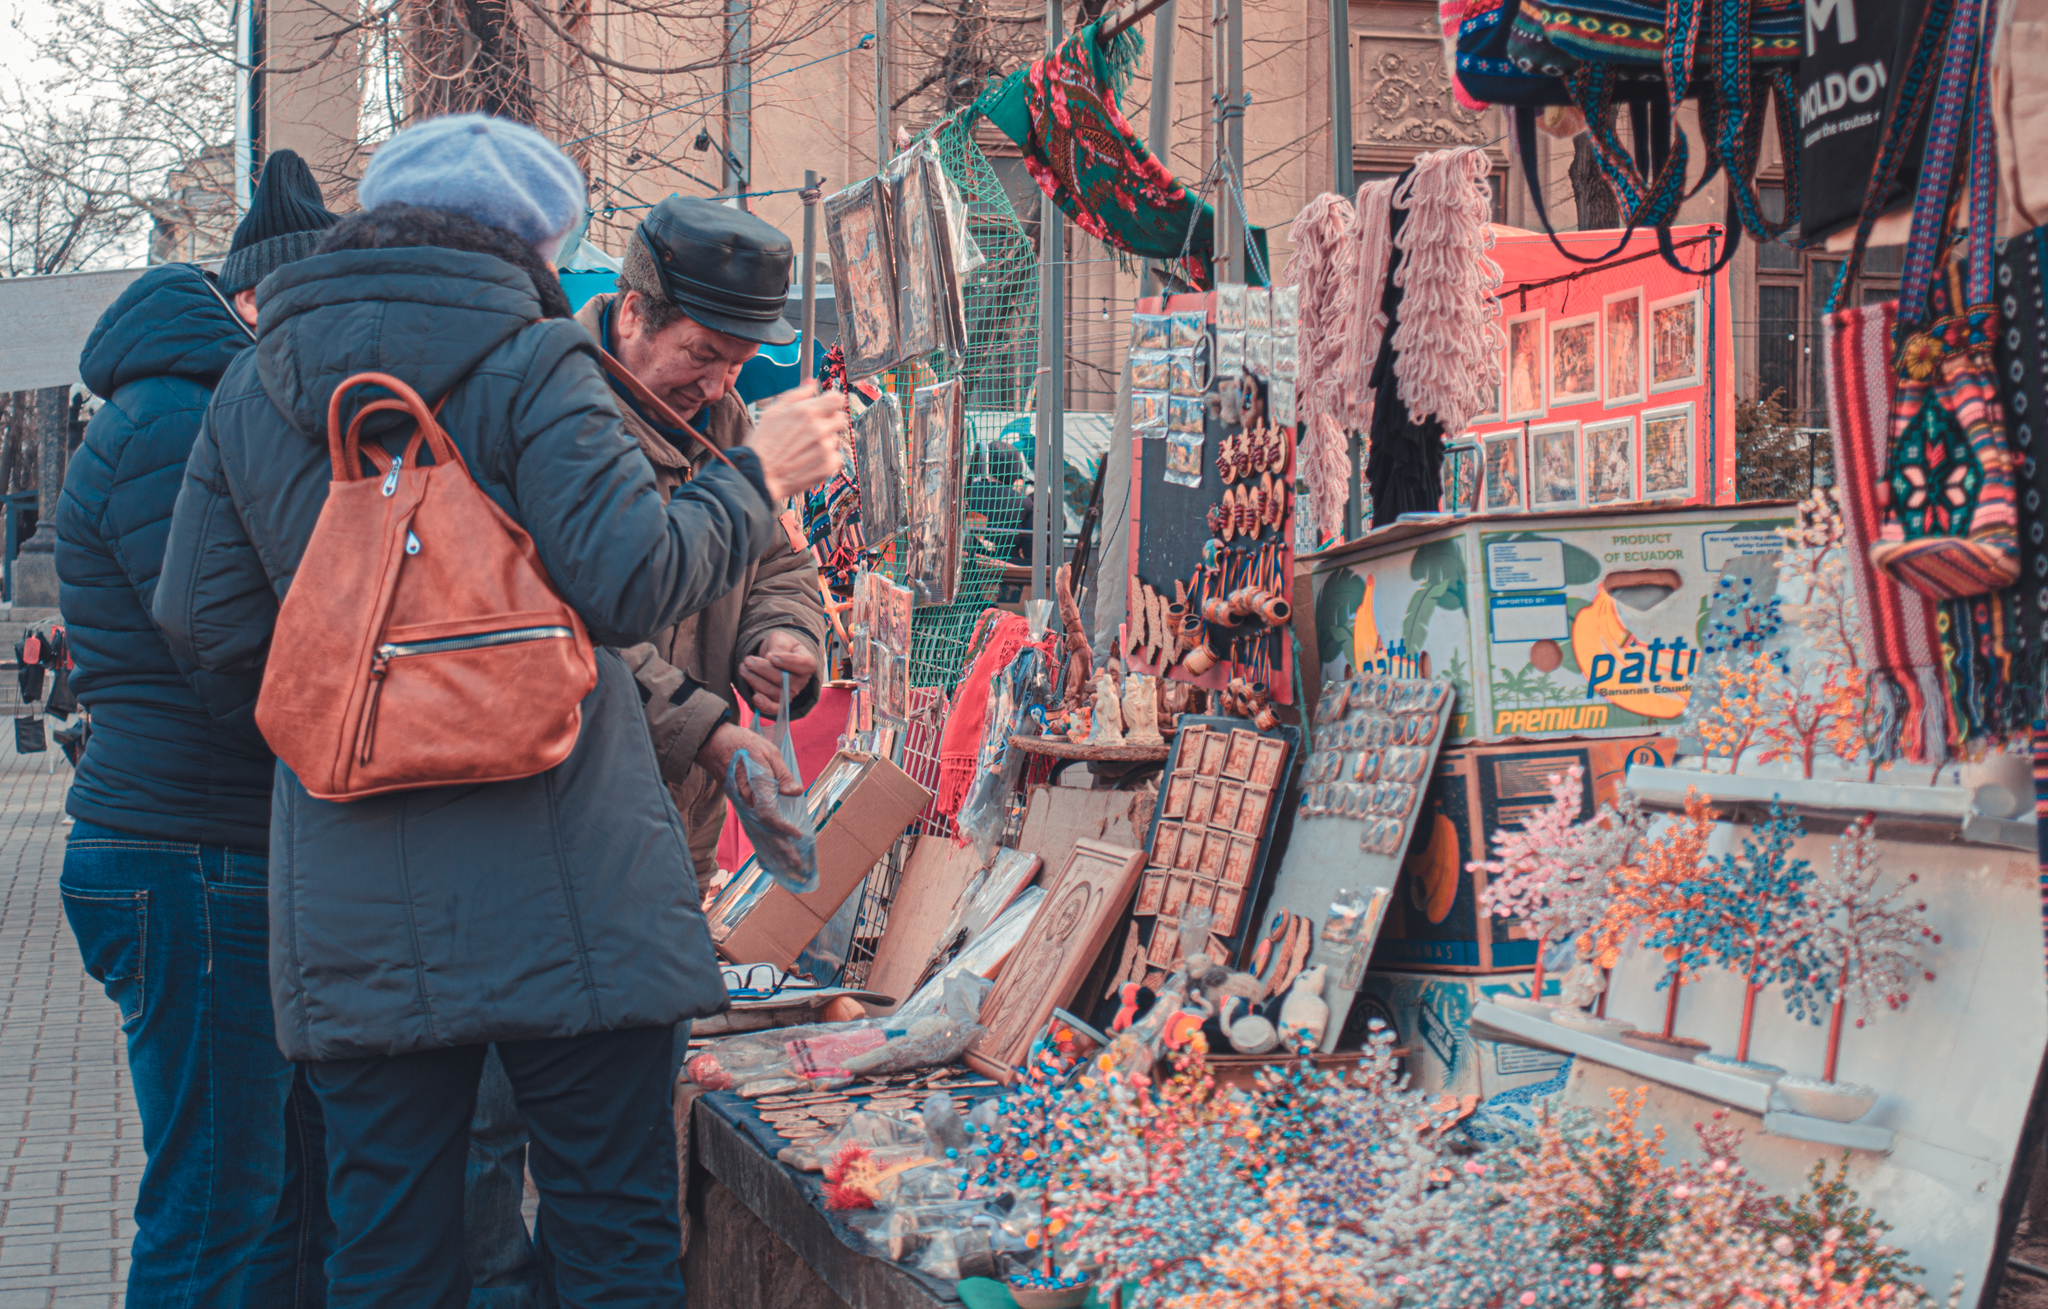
left=682, top=1081, right=1010, bottom=1309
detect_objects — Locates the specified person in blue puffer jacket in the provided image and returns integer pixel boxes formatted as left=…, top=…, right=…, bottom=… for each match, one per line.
left=54, top=149, right=339, bottom=1307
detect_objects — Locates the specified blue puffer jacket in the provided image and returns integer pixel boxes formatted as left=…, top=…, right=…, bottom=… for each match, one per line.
left=57, top=264, right=274, bottom=851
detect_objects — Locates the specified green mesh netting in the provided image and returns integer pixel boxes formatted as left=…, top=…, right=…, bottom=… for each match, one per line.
left=872, top=115, right=1041, bottom=697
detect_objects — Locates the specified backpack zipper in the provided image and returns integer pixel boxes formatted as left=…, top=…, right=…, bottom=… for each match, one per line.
left=355, top=626, right=576, bottom=765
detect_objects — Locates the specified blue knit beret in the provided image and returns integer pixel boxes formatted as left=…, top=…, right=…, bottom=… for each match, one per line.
left=359, top=114, right=587, bottom=260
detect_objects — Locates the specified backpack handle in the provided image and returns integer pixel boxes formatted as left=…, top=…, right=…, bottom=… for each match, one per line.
left=325, top=373, right=465, bottom=483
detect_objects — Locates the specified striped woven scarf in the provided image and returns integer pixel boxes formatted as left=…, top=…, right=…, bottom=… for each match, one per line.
left=1825, top=300, right=1951, bottom=761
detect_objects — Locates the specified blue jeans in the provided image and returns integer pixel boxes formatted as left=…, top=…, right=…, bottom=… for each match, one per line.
left=311, top=1025, right=683, bottom=1309
left=61, top=819, right=332, bottom=1307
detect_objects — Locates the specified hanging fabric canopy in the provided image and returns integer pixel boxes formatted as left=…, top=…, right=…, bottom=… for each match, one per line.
left=972, top=15, right=1267, bottom=289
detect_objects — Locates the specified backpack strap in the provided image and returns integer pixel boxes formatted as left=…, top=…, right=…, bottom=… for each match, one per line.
left=594, top=347, right=741, bottom=474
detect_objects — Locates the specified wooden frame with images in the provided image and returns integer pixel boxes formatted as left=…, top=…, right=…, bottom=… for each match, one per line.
left=904, top=378, right=966, bottom=605
left=1527, top=420, right=1582, bottom=511
left=969, top=837, right=1147, bottom=1077
left=1582, top=415, right=1638, bottom=506
left=1648, top=290, right=1703, bottom=392
left=1547, top=313, right=1599, bottom=408
left=822, top=178, right=900, bottom=379
left=1601, top=287, right=1646, bottom=408
left=1479, top=427, right=1527, bottom=514
left=1503, top=308, right=1546, bottom=420
left=1639, top=401, right=1696, bottom=500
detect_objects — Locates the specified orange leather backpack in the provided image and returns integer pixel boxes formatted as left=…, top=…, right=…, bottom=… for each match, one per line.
left=255, top=372, right=598, bottom=800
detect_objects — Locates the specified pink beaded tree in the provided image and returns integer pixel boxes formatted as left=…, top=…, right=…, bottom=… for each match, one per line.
left=1474, top=764, right=1648, bottom=1002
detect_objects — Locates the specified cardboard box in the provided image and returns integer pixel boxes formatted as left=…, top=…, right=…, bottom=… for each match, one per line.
left=1353, top=968, right=1570, bottom=1099
left=1370, top=734, right=1673, bottom=972
left=1297, top=502, right=1798, bottom=743
left=710, top=750, right=931, bottom=969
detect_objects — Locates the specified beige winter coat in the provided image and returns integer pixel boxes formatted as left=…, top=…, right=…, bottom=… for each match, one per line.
left=576, top=293, right=828, bottom=874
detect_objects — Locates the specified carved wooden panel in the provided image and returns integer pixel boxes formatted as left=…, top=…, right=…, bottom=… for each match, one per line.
left=1354, top=34, right=1490, bottom=151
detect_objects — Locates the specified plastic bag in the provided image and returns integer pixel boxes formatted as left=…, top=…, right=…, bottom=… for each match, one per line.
left=956, top=647, right=1052, bottom=860
left=842, top=1015, right=985, bottom=1077
left=891, top=888, right=1043, bottom=1024
left=727, top=745, right=818, bottom=893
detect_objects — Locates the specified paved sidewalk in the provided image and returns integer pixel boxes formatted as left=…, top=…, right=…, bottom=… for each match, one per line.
left=0, top=751, right=134, bottom=1309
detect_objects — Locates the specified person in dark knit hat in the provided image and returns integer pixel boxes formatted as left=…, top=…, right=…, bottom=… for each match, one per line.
left=53, top=147, right=338, bottom=1304
left=218, top=148, right=341, bottom=300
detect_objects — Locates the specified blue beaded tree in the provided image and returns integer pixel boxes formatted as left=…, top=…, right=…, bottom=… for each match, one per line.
left=1651, top=798, right=1817, bottom=1065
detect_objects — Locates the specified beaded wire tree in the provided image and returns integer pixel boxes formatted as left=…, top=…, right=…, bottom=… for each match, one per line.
left=1652, top=799, right=1817, bottom=1065
left=1582, top=788, right=1716, bottom=1033
left=1473, top=765, right=1650, bottom=1003
left=1783, top=818, right=1938, bottom=1083
left=1505, top=1087, right=1677, bottom=1309
left=1624, top=1115, right=1796, bottom=1309
left=1770, top=489, right=1884, bottom=781
left=1688, top=569, right=1790, bottom=774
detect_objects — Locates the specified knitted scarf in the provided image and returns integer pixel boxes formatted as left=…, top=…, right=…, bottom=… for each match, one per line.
left=933, top=610, right=1039, bottom=821
left=975, top=17, right=1261, bottom=288
left=1824, top=298, right=1950, bottom=762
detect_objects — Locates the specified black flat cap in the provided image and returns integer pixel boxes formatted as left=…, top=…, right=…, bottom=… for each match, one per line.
left=638, top=196, right=797, bottom=345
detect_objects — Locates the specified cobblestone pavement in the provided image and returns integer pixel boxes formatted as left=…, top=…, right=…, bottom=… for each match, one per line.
left=0, top=751, right=134, bottom=1309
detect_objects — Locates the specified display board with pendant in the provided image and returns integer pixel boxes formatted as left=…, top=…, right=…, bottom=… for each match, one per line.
left=1123, top=286, right=1299, bottom=705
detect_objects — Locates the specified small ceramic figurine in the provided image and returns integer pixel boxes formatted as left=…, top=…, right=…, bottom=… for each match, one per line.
left=1278, top=964, right=1330, bottom=1046
left=1123, top=673, right=1164, bottom=745
left=1558, top=945, right=1607, bottom=1012
left=1087, top=671, right=1126, bottom=745
left=1066, top=706, right=1092, bottom=744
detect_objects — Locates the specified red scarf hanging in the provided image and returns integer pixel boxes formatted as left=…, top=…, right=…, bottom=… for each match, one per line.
left=933, top=610, right=1041, bottom=823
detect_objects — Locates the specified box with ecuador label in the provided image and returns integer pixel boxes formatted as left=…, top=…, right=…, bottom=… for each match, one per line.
left=1294, top=503, right=1798, bottom=745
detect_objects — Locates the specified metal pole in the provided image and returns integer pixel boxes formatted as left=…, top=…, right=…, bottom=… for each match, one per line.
left=1141, top=0, right=1178, bottom=297
left=726, top=0, right=751, bottom=208
left=800, top=170, right=821, bottom=383
left=875, top=0, right=892, bottom=169
left=1211, top=0, right=1244, bottom=283
left=233, top=0, right=252, bottom=211
left=1035, top=0, right=1067, bottom=603
left=1328, top=0, right=1352, bottom=198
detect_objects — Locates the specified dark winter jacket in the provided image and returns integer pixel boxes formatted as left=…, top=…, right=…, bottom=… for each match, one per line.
left=58, top=263, right=274, bottom=850
left=152, top=232, right=775, bottom=1062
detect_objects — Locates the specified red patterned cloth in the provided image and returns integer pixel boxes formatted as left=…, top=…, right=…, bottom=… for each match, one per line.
left=1824, top=298, right=1949, bottom=761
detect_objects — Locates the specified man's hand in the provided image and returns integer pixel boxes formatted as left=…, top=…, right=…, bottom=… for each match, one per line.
left=696, top=722, right=802, bottom=796
left=747, top=381, right=847, bottom=501
left=740, top=630, right=819, bottom=716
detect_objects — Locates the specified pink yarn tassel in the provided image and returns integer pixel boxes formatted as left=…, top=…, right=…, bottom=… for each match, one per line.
left=1284, top=193, right=1358, bottom=544
left=1342, top=179, right=1398, bottom=433
left=1390, top=147, right=1503, bottom=437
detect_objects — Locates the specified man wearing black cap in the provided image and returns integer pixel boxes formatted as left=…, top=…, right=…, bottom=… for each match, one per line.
left=573, top=196, right=829, bottom=869
left=55, top=148, right=337, bottom=1304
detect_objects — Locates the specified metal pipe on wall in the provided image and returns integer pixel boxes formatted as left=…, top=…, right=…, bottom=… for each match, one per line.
left=1034, top=0, right=1067, bottom=602
left=1329, top=0, right=1353, bottom=198
left=875, top=0, right=892, bottom=169
left=1211, top=0, right=1244, bottom=284
left=1141, top=0, right=1178, bottom=297
left=800, top=170, right=820, bottom=381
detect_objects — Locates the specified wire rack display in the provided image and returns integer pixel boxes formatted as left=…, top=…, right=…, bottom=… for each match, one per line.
left=867, top=115, right=1040, bottom=699
left=834, top=120, right=1047, bottom=991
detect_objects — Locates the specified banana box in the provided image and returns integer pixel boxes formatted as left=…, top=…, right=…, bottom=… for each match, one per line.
left=1369, top=734, right=1671, bottom=973
left=1300, top=503, right=1799, bottom=743
left=1349, top=968, right=1570, bottom=1099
